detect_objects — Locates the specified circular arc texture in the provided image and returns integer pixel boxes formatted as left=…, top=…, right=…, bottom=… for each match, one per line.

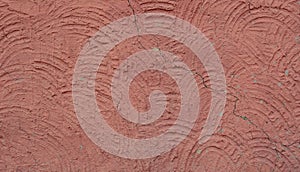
left=72, top=13, right=226, bottom=159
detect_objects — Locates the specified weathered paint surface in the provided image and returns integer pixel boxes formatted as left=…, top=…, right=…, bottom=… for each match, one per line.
left=0, top=0, right=299, bottom=171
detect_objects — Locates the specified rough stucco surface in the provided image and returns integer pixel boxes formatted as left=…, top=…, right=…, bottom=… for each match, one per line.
left=0, top=0, right=300, bottom=171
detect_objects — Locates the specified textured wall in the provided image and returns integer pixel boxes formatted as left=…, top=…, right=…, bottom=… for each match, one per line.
left=0, top=0, right=300, bottom=171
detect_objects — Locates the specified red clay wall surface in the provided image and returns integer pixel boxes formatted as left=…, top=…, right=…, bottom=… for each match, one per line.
left=0, top=0, right=300, bottom=171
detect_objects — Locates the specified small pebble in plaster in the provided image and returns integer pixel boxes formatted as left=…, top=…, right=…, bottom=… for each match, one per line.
left=278, top=82, right=282, bottom=87
left=285, top=69, right=289, bottom=76
left=295, top=35, right=300, bottom=44
left=153, top=47, right=160, bottom=51
left=196, top=149, right=202, bottom=154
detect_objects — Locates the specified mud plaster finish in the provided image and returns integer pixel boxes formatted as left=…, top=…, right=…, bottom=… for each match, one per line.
left=0, top=0, right=300, bottom=171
